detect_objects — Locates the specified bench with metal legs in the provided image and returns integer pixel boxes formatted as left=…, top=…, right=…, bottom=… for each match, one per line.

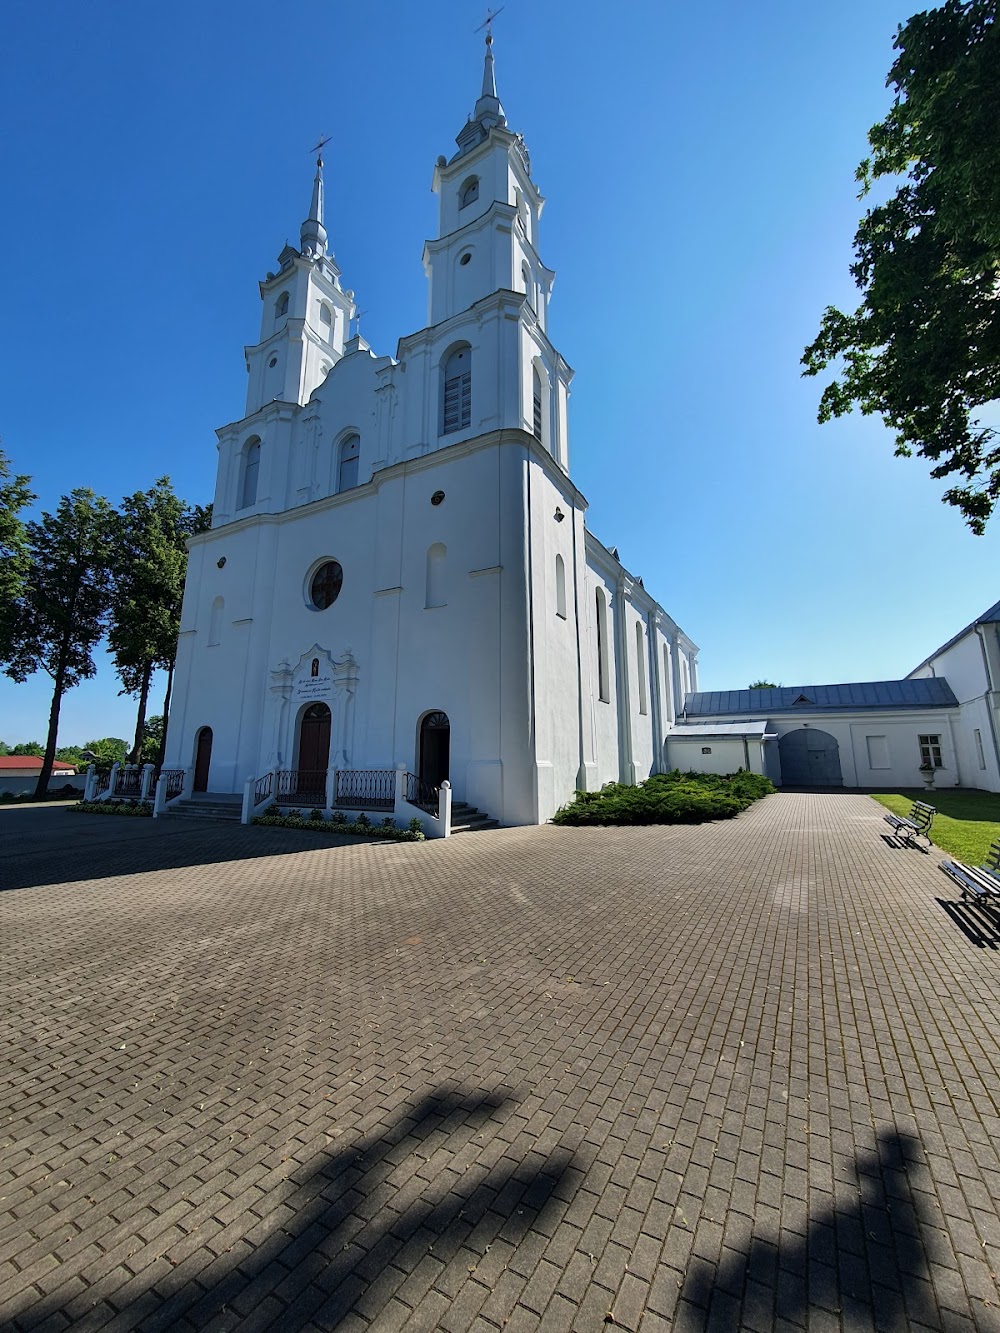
left=883, top=800, right=935, bottom=849
left=941, top=840, right=1000, bottom=906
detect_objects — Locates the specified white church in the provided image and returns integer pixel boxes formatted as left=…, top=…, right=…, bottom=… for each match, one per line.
left=163, top=35, right=700, bottom=828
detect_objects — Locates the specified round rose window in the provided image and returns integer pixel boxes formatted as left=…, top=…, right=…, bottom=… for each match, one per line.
left=310, top=561, right=343, bottom=610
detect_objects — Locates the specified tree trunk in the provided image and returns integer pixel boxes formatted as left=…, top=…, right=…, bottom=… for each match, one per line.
left=155, top=660, right=175, bottom=774
left=129, top=662, right=153, bottom=764
left=35, top=658, right=68, bottom=800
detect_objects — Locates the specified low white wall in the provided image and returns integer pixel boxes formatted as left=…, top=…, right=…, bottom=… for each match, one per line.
left=664, top=736, right=765, bottom=776
left=0, top=773, right=84, bottom=797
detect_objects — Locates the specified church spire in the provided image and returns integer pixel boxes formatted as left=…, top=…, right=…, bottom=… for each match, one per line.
left=473, top=28, right=505, bottom=128
left=300, top=147, right=328, bottom=259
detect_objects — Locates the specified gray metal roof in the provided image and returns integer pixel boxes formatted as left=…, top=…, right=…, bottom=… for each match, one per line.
left=908, top=598, right=1000, bottom=675
left=666, top=721, right=775, bottom=738
left=685, top=677, right=958, bottom=716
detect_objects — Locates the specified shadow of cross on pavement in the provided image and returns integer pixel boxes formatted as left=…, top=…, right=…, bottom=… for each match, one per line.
left=7, top=1085, right=582, bottom=1332
left=677, top=1129, right=952, bottom=1329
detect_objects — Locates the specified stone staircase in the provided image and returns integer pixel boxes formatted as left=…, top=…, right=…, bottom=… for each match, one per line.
left=164, top=793, right=243, bottom=823
left=450, top=800, right=500, bottom=835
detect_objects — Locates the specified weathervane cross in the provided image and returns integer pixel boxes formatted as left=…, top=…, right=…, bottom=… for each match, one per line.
left=311, top=134, right=332, bottom=166
left=475, top=6, right=505, bottom=41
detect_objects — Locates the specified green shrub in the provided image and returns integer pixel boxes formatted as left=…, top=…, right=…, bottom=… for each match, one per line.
left=73, top=799, right=152, bottom=818
left=252, top=811, right=424, bottom=841
left=551, top=769, right=774, bottom=827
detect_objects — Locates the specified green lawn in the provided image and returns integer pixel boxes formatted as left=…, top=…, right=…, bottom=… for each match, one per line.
left=870, top=788, right=1000, bottom=864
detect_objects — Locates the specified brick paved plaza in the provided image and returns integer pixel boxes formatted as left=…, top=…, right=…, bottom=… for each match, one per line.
left=3, top=794, right=1000, bottom=1332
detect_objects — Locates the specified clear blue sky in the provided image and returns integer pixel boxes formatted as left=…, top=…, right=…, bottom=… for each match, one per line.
left=1, top=0, right=996, bottom=746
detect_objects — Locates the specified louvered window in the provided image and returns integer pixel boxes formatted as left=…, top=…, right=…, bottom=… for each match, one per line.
left=532, top=368, right=542, bottom=441
left=442, top=347, right=471, bottom=435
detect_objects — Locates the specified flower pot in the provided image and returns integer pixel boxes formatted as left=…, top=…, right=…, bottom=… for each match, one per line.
left=920, top=770, right=936, bottom=789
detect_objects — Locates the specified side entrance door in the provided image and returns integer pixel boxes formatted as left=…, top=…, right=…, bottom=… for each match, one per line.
left=194, top=727, right=213, bottom=792
left=419, top=711, right=450, bottom=788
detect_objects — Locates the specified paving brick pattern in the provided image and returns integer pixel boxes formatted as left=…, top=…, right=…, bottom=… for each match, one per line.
left=2, top=794, right=1000, bottom=1331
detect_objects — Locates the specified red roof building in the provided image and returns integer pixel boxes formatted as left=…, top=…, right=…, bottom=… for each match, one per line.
left=0, top=756, right=77, bottom=773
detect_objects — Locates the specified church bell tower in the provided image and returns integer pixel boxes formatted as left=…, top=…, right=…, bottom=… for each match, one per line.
left=244, top=152, right=356, bottom=416
left=423, top=28, right=555, bottom=333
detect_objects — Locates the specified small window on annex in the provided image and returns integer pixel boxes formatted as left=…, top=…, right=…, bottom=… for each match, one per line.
left=338, top=434, right=360, bottom=492
left=555, top=554, right=566, bottom=619
left=309, top=561, right=343, bottom=610
left=459, top=177, right=479, bottom=209
left=975, top=727, right=987, bottom=769
left=240, top=438, right=261, bottom=510
left=441, top=345, right=471, bottom=435
left=918, top=734, right=943, bottom=768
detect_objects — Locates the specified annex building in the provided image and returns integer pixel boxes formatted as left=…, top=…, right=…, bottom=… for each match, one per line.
left=667, top=600, right=1000, bottom=794
left=164, top=36, right=699, bottom=827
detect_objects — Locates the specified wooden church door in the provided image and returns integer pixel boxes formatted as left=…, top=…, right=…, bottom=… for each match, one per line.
left=299, top=703, right=332, bottom=774
left=193, top=727, right=213, bottom=792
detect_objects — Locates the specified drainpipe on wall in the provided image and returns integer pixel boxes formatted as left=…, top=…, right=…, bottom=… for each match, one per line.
left=975, top=625, right=1000, bottom=786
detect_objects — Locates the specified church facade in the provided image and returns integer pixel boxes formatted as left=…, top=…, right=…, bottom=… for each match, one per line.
left=164, top=37, right=698, bottom=827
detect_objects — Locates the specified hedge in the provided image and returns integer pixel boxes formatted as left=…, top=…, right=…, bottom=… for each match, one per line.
left=72, top=799, right=152, bottom=818
left=253, top=811, right=425, bottom=841
left=551, top=769, right=774, bottom=826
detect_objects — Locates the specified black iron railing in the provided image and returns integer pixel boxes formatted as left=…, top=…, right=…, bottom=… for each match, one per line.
left=334, top=769, right=395, bottom=811
left=275, top=769, right=328, bottom=807
left=161, top=769, right=185, bottom=801
left=253, top=771, right=273, bottom=807
left=115, top=767, right=142, bottom=798
left=93, top=768, right=112, bottom=796
left=404, top=772, right=440, bottom=815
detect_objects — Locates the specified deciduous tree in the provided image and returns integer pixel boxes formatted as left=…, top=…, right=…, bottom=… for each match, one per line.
left=108, top=479, right=210, bottom=762
left=0, top=449, right=35, bottom=658
left=1, top=490, right=115, bottom=798
left=802, top=0, right=1000, bottom=532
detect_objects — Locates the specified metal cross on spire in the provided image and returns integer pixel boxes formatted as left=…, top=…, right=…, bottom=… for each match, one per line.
left=310, top=134, right=332, bottom=167
left=475, top=6, right=504, bottom=44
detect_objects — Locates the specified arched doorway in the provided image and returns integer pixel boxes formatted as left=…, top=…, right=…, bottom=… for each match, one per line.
left=778, top=728, right=843, bottom=787
left=193, top=727, right=213, bottom=792
left=298, top=702, right=332, bottom=775
left=419, top=711, right=450, bottom=788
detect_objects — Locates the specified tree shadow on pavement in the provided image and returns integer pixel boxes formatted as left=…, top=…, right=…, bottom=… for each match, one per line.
left=678, top=1129, right=962, bottom=1330
left=0, top=805, right=396, bottom=894
left=7, top=1086, right=581, bottom=1332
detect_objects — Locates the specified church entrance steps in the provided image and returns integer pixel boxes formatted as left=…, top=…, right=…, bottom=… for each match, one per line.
left=450, top=800, right=500, bottom=834
left=164, top=793, right=243, bottom=824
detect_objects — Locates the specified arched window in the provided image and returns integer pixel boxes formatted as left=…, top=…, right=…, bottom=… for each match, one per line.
left=522, top=262, right=533, bottom=311
left=426, top=543, right=447, bottom=608
left=532, top=366, right=543, bottom=442
left=441, top=345, right=471, bottom=435
left=275, top=291, right=289, bottom=320
left=240, top=438, right=261, bottom=510
left=319, top=303, right=333, bottom=343
left=596, top=588, right=610, bottom=703
left=459, top=177, right=479, bottom=209
left=338, top=434, right=360, bottom=491
left=555, top=554, right=567, bottom=620
left=635, top=621, right=648, bottom=715
left=208, top=596, right=224, bottom=647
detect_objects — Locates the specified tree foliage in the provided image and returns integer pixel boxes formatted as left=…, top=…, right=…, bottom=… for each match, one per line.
left=802, top=0, right=1000, bottom=532
left=81, top=737, right=129, bottom=766
left=1, top=490, right=115, bottom=796
left=108, top=479, right=210, bottom=761
left=0, top=449, right=35, bottom=657
left=749, top=680, right=780, bottom=690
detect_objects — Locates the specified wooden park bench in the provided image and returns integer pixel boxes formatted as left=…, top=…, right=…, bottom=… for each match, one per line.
left=940, top=840, right=1000, bottom=907
left=883, top=800, right=935, bottom=849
